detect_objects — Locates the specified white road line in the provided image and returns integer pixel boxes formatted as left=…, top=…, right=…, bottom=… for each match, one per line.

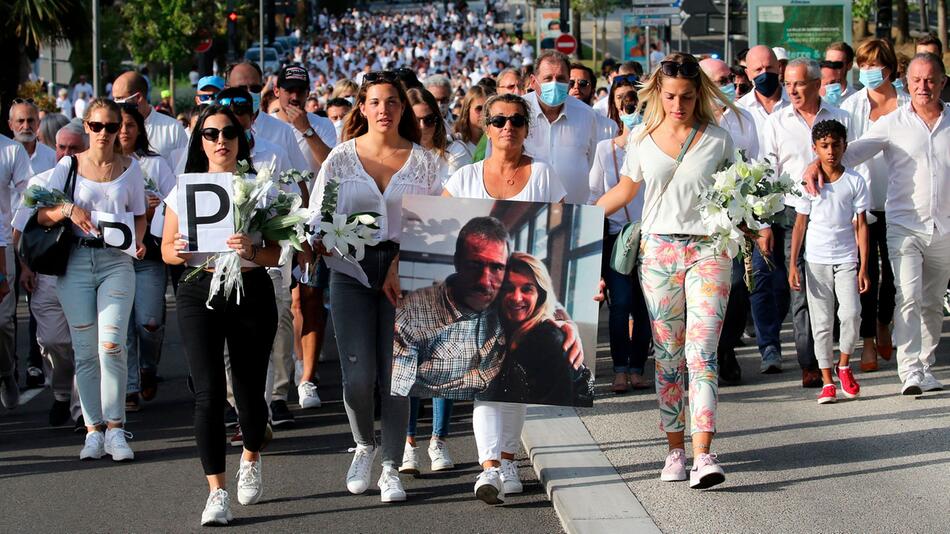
left=19, top=388, right=43, bottom=406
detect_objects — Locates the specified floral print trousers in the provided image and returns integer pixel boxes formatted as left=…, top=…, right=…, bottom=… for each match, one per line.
left=639, top=234, right=732, bottom=435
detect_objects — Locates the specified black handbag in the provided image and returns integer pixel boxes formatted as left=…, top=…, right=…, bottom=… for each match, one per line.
left=18, top=155, right=78, bottom=276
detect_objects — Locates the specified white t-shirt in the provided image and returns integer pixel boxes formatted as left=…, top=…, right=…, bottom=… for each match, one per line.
left=12, top=168, right=54, bottom=233
left=46, top=156, right=146, bottom=237
left=253, top=112, right=310, bottom=173
left=797, top=168, right=870, bottom=265
left=271, top=112, right=338, bottom=175
left=31, top=143, right=58, bottom=175
left=445, top=159, right=566, bottom=203
left=144, top=108, right=189, bottom=165
left=589, top=139, right=644, bottom=234
left=0, top=136, right=31, bottom=246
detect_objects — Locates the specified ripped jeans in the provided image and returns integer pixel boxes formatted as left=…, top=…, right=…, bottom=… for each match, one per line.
left=126, top=258, right=167, bottom=393
left=57, top=246, right=135, bottom=426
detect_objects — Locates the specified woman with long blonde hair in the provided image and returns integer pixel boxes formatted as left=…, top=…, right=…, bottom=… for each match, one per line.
left=597, top=52, right=738, bottom=490
left=452, top=85, right=492, bottom=158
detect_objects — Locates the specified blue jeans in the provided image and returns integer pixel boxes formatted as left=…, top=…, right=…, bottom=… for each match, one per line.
left=57, top=246, right=135, bottom=426
left=407, top=397, right=455, bottom=439
left=602, top=231, right=652, bottom=374
left=126, top=258, right=167, bottom=393
left=748, top=223, right=789, bottom=356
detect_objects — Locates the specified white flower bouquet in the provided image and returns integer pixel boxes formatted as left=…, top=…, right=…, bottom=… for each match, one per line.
left=699, top=151, right=799, bottom=289
left=310, top=179, right=381, bottom=262
left=22, top=185, right=70, bottom=208
left=278, top=168, right=314, bottom=187
left=186, top=160, right=310, bottom=307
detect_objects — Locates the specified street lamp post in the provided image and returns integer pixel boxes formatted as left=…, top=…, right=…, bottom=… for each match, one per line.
left=92, top=0, right=100, bottom=96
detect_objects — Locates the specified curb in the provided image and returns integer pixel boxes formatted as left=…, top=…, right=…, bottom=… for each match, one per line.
left=521, top=405, right=662, bottom=534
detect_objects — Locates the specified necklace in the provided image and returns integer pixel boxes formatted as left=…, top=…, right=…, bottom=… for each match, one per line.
left=489, top=160, right=521, bottom=197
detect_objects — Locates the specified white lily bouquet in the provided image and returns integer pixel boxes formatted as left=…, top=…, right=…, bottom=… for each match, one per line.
left=22, top=185, right=70, bottom=208
left=278, top=168, right=313, bottom=187
left=308, top=178, right=381, bottom=287
left=698, top=151, right=799, bottom=290
left=186, top=161, right=310, bottom=307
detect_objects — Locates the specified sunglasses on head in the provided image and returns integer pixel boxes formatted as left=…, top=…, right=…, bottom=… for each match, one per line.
left=86, top=121, right=120, bottom=134
left=487, top=114, right=527, bottom=129
left=819, top=60, right=844, bottom=70
left=363, top=70, right=401, bottom=84
left=417, top=113, right=439, bottom=127
left=200, top=125, right=241, bottom=142
left=233, top=84, right=264, bottom=94
left=612, top=74, right=640, bottom=87
left=568, top=79, right=591, bottom=89
left=11, top=98, right=35, bottom=105
left=660, top=61, right=700, bottom=78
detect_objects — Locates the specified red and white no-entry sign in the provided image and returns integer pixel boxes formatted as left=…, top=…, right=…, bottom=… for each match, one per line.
left=554, top=33, right=577, bottom=55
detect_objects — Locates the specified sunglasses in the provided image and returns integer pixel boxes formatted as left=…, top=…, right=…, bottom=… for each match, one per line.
left=487, top=114, right=527, bottom=129
left=612, top=74, right=640, bottom=87
left=417, top=113, right=439, bottom=127
left=819, top=60, right=844, bottom=70
left=218, top=96, right=253, bottom=115
left=11, top=98, right=35, bottom=105
left=713, top=73, right=735, bottom=86
left=623, top=102, right=639, bottom=115
left=660, top=61, right=700, bottom=78
left=232, top=84, right=264, bottom=94
left=200, top=125, right=241, bottom=142
left=568, top=79, right=591, bottom=89
left=197, top=94, right=217, bottom=104
left=86, top=121, right=120, bottom=134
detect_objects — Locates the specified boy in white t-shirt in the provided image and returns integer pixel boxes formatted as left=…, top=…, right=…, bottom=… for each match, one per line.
left=788, top=120, right=870, bottom=405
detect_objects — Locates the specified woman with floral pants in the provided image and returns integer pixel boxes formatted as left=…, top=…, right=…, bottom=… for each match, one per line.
left=597, top=52, right=741, bottom=489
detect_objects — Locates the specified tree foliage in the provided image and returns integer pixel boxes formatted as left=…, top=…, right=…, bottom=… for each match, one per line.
left=120, top=0, right=218, bottom=65
left=0, top=0, right=89, bottom=50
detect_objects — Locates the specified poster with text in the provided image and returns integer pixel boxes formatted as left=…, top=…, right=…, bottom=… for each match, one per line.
left=749, top=0, right=852, bottom=60
left=392, top=195, right=603, bottom=407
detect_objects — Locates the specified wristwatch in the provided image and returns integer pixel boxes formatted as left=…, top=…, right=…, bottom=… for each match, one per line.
left=302, top=127, right=315, bottom=138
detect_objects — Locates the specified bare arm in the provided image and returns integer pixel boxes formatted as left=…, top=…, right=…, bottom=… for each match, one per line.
left=856, top=212, right=870, bottom=294
left=596, top=177, right=640, bottom=217
left=787, top=213, right=808, bottom=291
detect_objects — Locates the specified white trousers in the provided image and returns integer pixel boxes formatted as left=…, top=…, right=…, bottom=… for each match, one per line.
left=805, top=262, right=862, bottom=369
left=887, top=224, right=950, bottom=382
left=472, top=400, right=527, bottom=465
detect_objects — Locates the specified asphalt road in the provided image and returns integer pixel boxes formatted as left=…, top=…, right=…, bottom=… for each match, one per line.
left=0, top=302, right=562, bottom=533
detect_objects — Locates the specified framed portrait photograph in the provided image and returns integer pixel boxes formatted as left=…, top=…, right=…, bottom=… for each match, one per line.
left=392, top=195, right=603, bottom=407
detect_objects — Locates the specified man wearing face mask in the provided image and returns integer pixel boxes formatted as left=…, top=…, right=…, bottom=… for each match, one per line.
left=8, top=100, right=57, bottom=173
left=763, top=58, right=852, bottom=386
left=738, top=45, right=789, bottom=156
left=111, top=71, right=188, bottom=165
left=521, top=50, right=601, bottom=205
left=325, top=98, right=353, bottom=143
left=425, top=75, right=454, bottom=125
left=820, top=42, right=858, bottom=107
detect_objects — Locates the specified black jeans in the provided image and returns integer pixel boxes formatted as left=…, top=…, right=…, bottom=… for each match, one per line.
left=177, top=267, right=277, bottom=475
left=601, top=231, right=652, bottom=373
left=860, top=211, right=896, bottom=338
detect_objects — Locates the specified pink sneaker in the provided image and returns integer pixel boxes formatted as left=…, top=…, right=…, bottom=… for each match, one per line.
left=660, top=448, right=687, bottom=482
left=817, top=384, right=837, bottom=404
left=689, top=453, right=725, bottom=489
left=836, top=366, right=860, bottom=398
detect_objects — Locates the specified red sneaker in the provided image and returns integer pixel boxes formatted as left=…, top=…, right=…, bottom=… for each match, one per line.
left=836, top=366, right=860, bottom=398
left=817, top=384, right=837, bottom=404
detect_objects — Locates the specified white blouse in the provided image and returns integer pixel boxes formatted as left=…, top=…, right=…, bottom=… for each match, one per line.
left=46, top=156, right=147, bottom=237
left=445, top=159, right=566, bottom=203
left=310, top=139, right=442, bottom=243
left=620, top=124, right=735, bottom=236
left=588, top=138, right=644, bottom=235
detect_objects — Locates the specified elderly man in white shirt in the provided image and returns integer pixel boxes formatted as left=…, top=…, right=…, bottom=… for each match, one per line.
left=805, top=54, right=950, bottom=396
left=8, top=100, right=57, bottom=175
left=0, top=134, right=28, bottom=408
left=762, top=58, right=852, bottom=386
left=112, top=71, right=188, bottom=165
left=522, top=50, right=600, bottom=205
left=738, top=45, right=790, bottom=158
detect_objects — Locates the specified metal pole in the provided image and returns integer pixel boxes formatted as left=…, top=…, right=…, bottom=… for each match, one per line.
left=260, top=0, right=265, bottom=73
left=724, top=0, right=730, bottom=61
left=92, top=0, right=100, bottom=96
left=49, top=43, right=56, bottom=97
left=646, top=26, right=652, bottom=70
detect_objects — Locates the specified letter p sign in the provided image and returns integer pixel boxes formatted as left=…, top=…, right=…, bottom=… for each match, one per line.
left=177, top=173, right=236, bottom=253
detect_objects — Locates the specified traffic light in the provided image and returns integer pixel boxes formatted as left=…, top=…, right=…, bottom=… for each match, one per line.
left=228, top=11, right=238, bottom=22
left=227, top=9, right=238, bottom=61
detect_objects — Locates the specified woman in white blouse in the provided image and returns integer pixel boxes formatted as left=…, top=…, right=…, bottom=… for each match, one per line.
left=597, top=53, right=737, bottom=490
left=407, top=87, right=472, bottom=185
left=117, top=105, right=176, bottom=410
left=310, top=73, right=442, bottom=503
left=840, top=38, right=907, bottom=372
left=38, top=98, right=147, bottom=462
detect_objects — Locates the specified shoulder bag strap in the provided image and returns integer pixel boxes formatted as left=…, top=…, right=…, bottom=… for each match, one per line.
left=610, top=142, right=632, bottom=223
left=66, top=155, right=78, bottom=200
left=638, top=122, right=700, bottom=225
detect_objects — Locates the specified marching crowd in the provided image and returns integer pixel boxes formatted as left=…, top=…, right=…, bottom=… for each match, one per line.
left=1, top=2, right=949, bottom=527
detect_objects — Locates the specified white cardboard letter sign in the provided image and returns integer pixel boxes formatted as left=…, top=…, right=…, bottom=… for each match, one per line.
left=92, top=211, right=137, bottom=258
left=177, top=173, right=235, bottom=253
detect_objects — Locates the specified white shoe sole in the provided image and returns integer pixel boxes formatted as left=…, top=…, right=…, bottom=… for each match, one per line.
left=237, top=490, right=262, bottom=505
left=817, top=397, right=837, bottom=404
left=689, top=471, right=726, bottom=489
left=201, top=510, right=233, bottom=526
left=346, top=481, right=370, bottom=494
left=398, top=464, right=420, bottom=475
left=299, top=399, right=322, bottom=409
left=79, top=450, right=104, bottom=460
left=503, top=482, right=523, bottom=495
left=475, top=484, right=505, bottom=505
left=381, top=492, right=407, bottom=503
left=660, top=472, right=687, bottom=481
left=430, top=461, right=455, bottom=471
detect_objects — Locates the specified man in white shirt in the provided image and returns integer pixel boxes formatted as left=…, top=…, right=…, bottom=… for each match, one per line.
left=424, top=75, right=454, bottom=124
left=8, top=100, right=57, bottom=174
left=820, top=42, right=859, bottom=104
left=272, top=65, right=337, bottom=183
left=111, top=71, right=188, bottom=165
left=738, top=45, right=790, bottom=158
left=0, top=134, right=28, bottom=408
left=805, top=53, right=950, bottom=395
left=570, top=63, right=618, bottom=142
left=522, top=51, right=600, bottom=205
left=71, top=75, right=93, bottom=102
left=763, top=58, right=852, bottom=386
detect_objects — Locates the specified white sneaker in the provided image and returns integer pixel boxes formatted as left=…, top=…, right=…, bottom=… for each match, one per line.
left=902, top=373, right=924, bottom=396
left=921, top=372, right=944, bottom=392
left=346, top=444, right=377, bottom=494
left=428, top=439, right=455, bottom=471
left=378, top=464, right=407, bottom=503
left=474, top=467, right=505, bottom=504
left=399, top=443, right=420, bottom=475
left=79, top=430, right=105, bottom=460
left=201, top=488, right=233, bottom=526
left=103, top=428, right=134, bottom=461
left=236, top=457, right=263, bottom=505
left=297, top=381, right=322, bottom=409
left=499, top=459, right=523, bottom=494
left=689, top=453, right=726, bottom=489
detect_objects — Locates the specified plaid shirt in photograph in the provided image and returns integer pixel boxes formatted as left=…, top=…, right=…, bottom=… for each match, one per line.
left=392, top=278, right=506, bottom=400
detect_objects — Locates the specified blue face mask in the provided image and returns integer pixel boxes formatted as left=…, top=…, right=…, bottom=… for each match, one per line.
left=620, top=113, right=642, bottom=129
left=250, top=91, right=261, bottom=114
left=892, top=78, right=905, bottom=92
left=859, top=68, right=885, bottom=90
left=539, top=81, right=569, bottom=107
left=718, top=83, right=737, bottom=102
left=822, top=83, right=842, bottom=106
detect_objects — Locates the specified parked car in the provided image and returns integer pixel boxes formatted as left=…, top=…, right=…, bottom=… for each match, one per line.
left=244, top=47, right=281, bottom=74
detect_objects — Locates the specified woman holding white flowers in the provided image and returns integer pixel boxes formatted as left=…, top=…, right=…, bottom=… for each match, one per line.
left=597, top=53, right=737, bottom=490
left=118, top=105, right=176, bottom=410
left=161, top=105, right=281, bottom=526
left=310, top=73, right=442, bottom=504
left=38, top=98, right=146, bottom=463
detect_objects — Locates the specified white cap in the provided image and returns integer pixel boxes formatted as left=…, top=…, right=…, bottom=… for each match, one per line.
left=773, top=47, right=789, bottom=61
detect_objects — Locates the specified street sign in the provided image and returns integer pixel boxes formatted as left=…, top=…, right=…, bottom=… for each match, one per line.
left=627, top=15, right=675, bottom=26
left=631, top=0, right=681, bottom=6
left=630, top=6, right=681, bottom=15
left=555, top=33, right=577, bottom=55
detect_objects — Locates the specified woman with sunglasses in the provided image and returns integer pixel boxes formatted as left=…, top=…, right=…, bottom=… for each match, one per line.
left=452, top=85, right=493, bottom=160
left=597, top=53, right=739, bottom=490
left=312, top=72, right=442, bottom=503
left=37, top=98, right=147, bottom=462
left=443, top=93, right=566, bottom=504
left=161, top=105, right=281, bottom=526
left=407, top=87, right=471, bottom=184
left=117, top=105, right=176, bottom=410
left=588, top=78, right=652, bottom=394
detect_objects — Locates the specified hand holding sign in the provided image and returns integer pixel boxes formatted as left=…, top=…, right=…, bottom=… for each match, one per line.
left=92, top=211, right=138, bottom=258
left=177, top=173, right=235, bottom=253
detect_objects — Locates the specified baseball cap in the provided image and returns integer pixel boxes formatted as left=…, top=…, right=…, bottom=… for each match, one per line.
left=197, top=75, right=225, bottom=92
left=772, top=47, right=789, bottom=61
left=277, top=65, right=310, bottom=89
